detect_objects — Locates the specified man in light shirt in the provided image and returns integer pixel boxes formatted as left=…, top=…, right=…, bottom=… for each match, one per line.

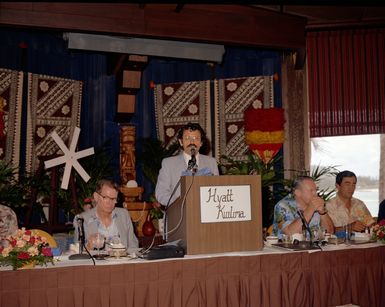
left=155, top=122, right=219, bottom=207
left=326, top=170, right=375, bottom=232
left=74, top=179, right=138, bottom=250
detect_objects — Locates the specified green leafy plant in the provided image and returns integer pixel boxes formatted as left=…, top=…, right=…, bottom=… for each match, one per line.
left=0, top=161, right=24, bottom=208
left=219, top=152, right=339, bottom=227
left=138, top=138, right=180, bottom=220
left=56, top=141, right=115, bottom=216
left=286, top=164, right=339, bottom=201
left=139, top=138, right=180, bottom=187
left=220, top=152, right=291, bottom=227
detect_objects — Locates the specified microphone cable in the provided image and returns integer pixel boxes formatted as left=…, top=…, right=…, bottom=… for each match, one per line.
left=162, top=146, right=198, bottom=241
left=165, top=175, right=195, bottom=237
left=297, top=209, right=314, bottom=244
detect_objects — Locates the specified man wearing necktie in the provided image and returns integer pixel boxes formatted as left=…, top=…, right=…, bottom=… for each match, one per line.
left=155, top=122, right=219, bottom=208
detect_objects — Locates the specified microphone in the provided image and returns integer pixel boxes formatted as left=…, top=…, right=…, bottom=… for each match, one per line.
left=76, top=216, right=85, bottom=247
left=187, top=147, right=196, bottom=171
left=69, top=215, right=91, bottom=260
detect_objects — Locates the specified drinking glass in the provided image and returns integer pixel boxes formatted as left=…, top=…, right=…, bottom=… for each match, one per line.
left=344, top=224, right=352, bottom=245
left=94, top=233, right=105, bottom=260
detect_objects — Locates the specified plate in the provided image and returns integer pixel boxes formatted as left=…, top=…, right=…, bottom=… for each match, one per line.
left=104, top=254, right=137, bottom=261
left=349, top=238, right=376, bottom=244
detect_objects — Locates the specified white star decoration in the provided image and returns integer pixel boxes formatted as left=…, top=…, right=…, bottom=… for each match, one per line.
left=44, top=127, right=95, bottom=190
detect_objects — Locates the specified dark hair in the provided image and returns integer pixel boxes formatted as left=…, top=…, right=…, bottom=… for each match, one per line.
left=95, top=179, right=119, bottom=193
left=292, top=176, right=314, bottom=192
left=177, top=122, right=206, bottom=141
left=176, top=122, right=210, bottom=153
left=336, top=170, right=357, bottom=185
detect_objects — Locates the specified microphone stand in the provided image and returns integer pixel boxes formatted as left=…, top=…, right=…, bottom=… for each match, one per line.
left=69, top=217, right=92, bottom=260
left=163, top=147, right=197, bottom=241
left=297, top=209, right=313, bottom=246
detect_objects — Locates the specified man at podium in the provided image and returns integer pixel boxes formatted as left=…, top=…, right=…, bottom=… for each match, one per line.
left=155, top=122, right=219, bottom=207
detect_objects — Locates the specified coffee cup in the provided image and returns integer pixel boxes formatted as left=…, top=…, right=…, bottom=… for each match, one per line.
left=292, top=233, right=304, bottom=242
left=265, top=235, right=279, bottom=246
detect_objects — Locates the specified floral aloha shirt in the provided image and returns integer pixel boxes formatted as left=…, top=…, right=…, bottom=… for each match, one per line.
left=272, top=194, right=322, bottom=238
left=0, top=204, right=18, bottom=239
left=326, top=195, right=375, bottom=227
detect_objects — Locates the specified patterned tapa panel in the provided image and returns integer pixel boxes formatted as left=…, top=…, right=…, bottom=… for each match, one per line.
left=0, top=68, right=23, bottom=168
left=154, top=80, right=211, bottom=150
left=26, top=73, right=82, bottom=173
left=214, top=76, right=274, bottom=162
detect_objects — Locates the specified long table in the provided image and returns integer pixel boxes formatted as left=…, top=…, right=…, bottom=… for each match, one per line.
left=1, top=244, right=384, bottom=307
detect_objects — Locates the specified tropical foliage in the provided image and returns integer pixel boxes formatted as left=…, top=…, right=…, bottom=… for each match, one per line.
left=0, top=142, right=115, bottom=226
left=138, top=137, right=180, bottom=219
left=219, top=152, right=339, bottom=227
left=220, top=152, right=291, bottom=227
left=0, top=161, right=24, bottom=208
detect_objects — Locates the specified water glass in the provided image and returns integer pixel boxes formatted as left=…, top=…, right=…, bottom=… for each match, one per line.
left=344, top=224, right=352, bottom=244
left=94, top=233, right=105, bottom=260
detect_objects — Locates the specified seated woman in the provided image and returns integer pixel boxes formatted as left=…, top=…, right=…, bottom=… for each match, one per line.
left=0, top=204, right=18, bottom=239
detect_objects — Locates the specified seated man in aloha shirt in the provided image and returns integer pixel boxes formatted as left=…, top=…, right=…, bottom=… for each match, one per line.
left=326, top=170, right=375, bottom=233
left=273, top=176, right=334, bottom=239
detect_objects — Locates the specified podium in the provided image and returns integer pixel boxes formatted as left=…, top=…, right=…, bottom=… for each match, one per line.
left=166, top=175, right=263, bottom=254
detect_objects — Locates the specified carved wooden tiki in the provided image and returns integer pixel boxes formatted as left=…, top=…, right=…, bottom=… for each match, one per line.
left=120, top=125, right=136, bottom=185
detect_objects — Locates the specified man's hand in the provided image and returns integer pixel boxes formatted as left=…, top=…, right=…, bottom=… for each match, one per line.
left=351, top=220, right=366, bottom=232
left=310, top=196, right=327, bottom=214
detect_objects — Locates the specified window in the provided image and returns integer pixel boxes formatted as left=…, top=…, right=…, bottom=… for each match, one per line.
left=311, top=134, right=380, bottom=217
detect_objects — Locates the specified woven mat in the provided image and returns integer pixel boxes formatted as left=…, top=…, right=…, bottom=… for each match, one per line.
left=214, top=76, right=273, bottom=161
left=0, top=68, right=23, bottom=168
left=26, top=73, right=82, bottom=173
left=154, top=80, right=211, bottom=149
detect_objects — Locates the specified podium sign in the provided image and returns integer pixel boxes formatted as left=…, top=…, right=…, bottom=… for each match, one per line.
left=167, top=175, right=263, bottom=255
left=200, top=185, right=251, bottom=223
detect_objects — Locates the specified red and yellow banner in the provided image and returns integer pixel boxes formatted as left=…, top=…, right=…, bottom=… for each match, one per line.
left=244, top=107, right=285, bottom=164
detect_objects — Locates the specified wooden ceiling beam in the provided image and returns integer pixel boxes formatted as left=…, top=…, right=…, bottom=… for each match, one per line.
left=0, top=3, right=306, bottom=50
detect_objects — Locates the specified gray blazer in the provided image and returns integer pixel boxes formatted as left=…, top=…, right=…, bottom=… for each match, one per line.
left=73, top=207, right=138, bottom=249
left=155, top=153, right=219, bottom=206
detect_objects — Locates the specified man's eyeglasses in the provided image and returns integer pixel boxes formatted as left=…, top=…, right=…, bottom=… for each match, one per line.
left=183, top=136, right=201, bottom=142
left=96, top=192, right=117, bottom=204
